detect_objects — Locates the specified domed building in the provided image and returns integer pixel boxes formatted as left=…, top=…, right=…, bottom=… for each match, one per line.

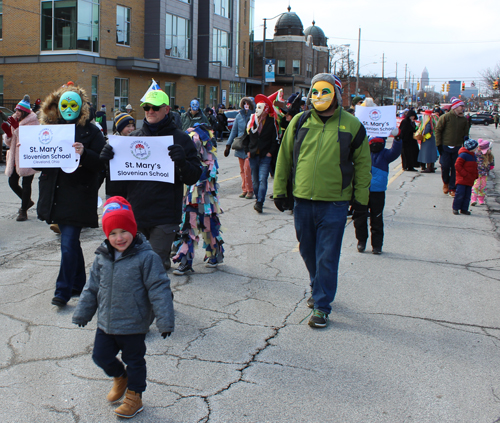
left=251, top=7, right=329, bottom=98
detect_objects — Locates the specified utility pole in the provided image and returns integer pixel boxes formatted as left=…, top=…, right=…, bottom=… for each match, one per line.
left=347, top=48, right=351, bottom=102
left=394, top=62, right=397, bottom=106
left=356, top=28, right=361, bottom=95
left=381, top=53, right=385, bottom=104
left=404, top=64, right=407, bottom=106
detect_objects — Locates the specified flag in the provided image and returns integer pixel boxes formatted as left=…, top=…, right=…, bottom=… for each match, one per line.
left=140, top=79, right=161, bottom=102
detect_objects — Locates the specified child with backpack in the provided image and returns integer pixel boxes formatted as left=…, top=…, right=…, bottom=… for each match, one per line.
left=453, top=139, right=479, bottom=215
left=471, top=138, right=495, bottom=206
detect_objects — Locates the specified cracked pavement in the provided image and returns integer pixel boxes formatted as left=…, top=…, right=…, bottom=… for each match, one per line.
left=1, top=125, right=500, bottom=422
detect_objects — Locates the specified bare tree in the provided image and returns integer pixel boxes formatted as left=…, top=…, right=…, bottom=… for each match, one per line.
left=329, top=45, right=356, bottom=79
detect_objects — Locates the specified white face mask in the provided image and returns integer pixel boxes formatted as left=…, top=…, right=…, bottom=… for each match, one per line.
left=244, top=104, right=249, bottom=111
left=255, top=103, right=266, bottom=117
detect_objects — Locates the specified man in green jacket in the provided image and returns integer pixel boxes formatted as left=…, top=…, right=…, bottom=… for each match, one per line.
left=273, top=73, right=371, bottom=329
left=434, top=97, right=470, bottom=196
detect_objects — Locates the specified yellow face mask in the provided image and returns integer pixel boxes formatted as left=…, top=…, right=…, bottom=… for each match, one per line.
left=310, top=81, right=335, bottom=112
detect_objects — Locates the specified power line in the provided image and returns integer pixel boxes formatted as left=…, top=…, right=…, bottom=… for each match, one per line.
left=329, top=36, right=500, bottom=46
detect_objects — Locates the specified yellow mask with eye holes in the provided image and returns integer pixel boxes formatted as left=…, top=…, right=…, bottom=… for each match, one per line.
left=310, top=81, right=335, bottom=112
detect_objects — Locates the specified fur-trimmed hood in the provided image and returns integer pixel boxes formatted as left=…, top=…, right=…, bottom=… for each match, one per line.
left=239, top=97, right=255, bottom=111
left=39, top=85, right=91, bottom=127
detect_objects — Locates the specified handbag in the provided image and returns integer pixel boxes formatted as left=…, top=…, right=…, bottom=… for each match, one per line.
left=231, top=134, right=245, bottom=150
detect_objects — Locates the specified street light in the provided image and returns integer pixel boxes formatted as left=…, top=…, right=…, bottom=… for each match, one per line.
left=261, top=13, right=286, bottom=94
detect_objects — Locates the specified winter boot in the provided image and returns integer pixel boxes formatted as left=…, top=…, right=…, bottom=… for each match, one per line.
left=443, top=183, right=449, bottom=194
left=114, top=390, right=143, bottom=418
left=107, top=374, right=128, bottom=402
left=16, top=209, right=28, bottom=221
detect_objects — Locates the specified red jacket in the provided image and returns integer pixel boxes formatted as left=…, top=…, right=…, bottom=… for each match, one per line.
left=455, top=147, right=479, bottom=186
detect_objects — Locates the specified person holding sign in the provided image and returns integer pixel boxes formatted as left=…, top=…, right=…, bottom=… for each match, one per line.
left=99, top=89, right=202, bottom=271
left=273, top=73, right=371, bottom=329
left=37, top=83, right=105, bottom=307
left=2, top=95, right=39, bottom=221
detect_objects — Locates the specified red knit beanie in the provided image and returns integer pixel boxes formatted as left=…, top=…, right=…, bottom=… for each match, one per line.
left=102, top=196, right=137, bottom=238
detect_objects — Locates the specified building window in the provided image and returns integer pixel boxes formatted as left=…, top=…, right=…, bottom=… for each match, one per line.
left=116, top=5, right=130, bottom=46
left=114, top=78, right=129, bottom=112
left=293, top=60, right=300, bottom=75
left=197, top=86, right=206, bottom=108
left=214, top=0, right=230, bottom=18
left=213, top=28, right=230, bottom=67
left=165, top=13, right=191, bottom=59
left=277, top=60, right=286, bottom=75
left=306, top=63, right=312, bottom=78
left=0, top=1, right=3, bottom=39
left=178, top=0, right=190, bottom=3
left=164, top=82, right=176, bottom=106
left=229, top=82, right=246, bottom=109
left=209, top=86, right=218, bottom=107
left=0, top=76, right=3, bottom=104
left=91, top=75, right=98, bottom=108
left=41, top=0, right=99, bottom=53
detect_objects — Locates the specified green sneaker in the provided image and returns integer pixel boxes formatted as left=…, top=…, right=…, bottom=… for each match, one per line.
left=308, top=309, right=328, bottom=328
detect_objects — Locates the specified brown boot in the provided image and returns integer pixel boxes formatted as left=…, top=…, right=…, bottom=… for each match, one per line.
left=16, top=209, right=28, bottom=221
left=107, top=375, right=128, bottom=402
left=114, top=390, right=143, bottom=418
left=443, top=183, right=449, bottom=194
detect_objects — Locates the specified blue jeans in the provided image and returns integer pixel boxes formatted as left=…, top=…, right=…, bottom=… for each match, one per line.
left=249, top=155, right=272, bottom=204
left=294, top=198, right=349, bottom=314
left=92, top=328, right=147, bottom=393
left=440, top=146, right=460, bottom=190
left=453, top=184, right=472, bottom=212
left=55, top=224, right=86, bottom=302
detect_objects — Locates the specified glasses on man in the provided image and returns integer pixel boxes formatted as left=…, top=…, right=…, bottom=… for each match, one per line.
left=143, top=105, right=164, bottom=112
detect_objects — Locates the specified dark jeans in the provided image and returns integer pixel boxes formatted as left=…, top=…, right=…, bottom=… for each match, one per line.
left=249, top=155, right=272, bottom=204
left=139, top=224, right=179, bottom=270
left=440, top=146, right=460, bottom=190
left=353, top=191, right=385, bottom=249
left=55, top=224, right=86, bottom=302
left=453, top=184, right=472, bottom=212
left=294, top=198, right=349, bottom=314
left=8, top=169, right=34, bottom=210
left=92, top=328, right=147, bottom=393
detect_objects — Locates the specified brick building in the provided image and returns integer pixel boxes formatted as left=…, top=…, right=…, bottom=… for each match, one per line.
left=0, top=0, right=259, bottom=128
left=251, top=6, right=329, bottom=99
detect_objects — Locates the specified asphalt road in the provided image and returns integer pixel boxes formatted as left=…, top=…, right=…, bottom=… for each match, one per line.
left=0, top=124, right=499, bottom=422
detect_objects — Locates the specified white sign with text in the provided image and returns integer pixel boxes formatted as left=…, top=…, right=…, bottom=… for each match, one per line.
left=355, top=105, right=397, bottom=137
left=18, top=124, right=78, bottom=168
left=108, top=135, right=174, bottom=183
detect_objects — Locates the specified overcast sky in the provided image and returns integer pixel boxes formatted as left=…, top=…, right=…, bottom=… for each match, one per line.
left=253, top=0, right=499, bottom=93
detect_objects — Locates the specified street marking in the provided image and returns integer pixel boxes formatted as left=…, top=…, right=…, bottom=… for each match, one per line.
left=388, top=166, right=404, bottom=186
left=219, top=175, right=241, bottom=183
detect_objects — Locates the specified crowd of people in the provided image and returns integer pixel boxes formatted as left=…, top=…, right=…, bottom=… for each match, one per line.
left=1, top=74, right=496, bottom=418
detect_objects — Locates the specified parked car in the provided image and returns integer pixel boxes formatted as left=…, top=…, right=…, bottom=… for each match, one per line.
left=223, top=110, right=238, bottom=137
left=470, top=113, right=494, bottom=125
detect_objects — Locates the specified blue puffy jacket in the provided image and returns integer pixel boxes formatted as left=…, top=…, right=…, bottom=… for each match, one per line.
left=370, top=138, right=402, bottom=192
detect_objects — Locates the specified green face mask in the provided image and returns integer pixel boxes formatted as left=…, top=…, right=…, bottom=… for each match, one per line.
left=58, top=91, right=82, bottom=121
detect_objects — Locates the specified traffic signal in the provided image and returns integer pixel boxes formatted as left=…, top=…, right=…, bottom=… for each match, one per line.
left=446, top=84, right=450, bottom=91
left=417, top=82, right=420, bottom=90
left=459, top=94, right=461, bottom=98
left=471, top=94, right=474, bottom=98
left=441, top=84, right=445, bottom=91
left=394, top=81, right=398, bottom=89
left=390, top=81, right=393, bottom=89
left=494, top=80, right=499, bottom=90
left=461, top=82, right=465, bottom=91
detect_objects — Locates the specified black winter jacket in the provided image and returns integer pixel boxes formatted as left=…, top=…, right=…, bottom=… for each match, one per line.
left=126, top=115, right=202, bottom=227
left=243, top=117, right=279, bottom=158
left=37, top=120, right=105, bottom=227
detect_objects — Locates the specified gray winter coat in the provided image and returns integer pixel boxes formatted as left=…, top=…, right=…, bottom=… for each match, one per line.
left=226, top=109, right=253, bottom=159
left=72, top=234, right=174, bottom=335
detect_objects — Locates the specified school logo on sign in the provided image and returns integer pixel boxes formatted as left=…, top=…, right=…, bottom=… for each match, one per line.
left=39, top=128, right=54, bottom=144
left=369, top=109, right=381, bottom=121
left=130, top=140, right=151, bottom=160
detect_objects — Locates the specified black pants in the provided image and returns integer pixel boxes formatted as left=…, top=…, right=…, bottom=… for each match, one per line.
left=8, top=169, right=34, bottom=210
left=353, top=191, right=385, bottom=249
left=92, top=328, right=147, bottom=393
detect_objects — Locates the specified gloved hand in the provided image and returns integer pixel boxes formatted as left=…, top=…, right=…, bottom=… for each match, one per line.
left=274, top=197, right=287, bottom=212
left=1, top=122, right=12, bottom=138
left=391, top=127, right=401, bottom=139
left=224, top=144, right=231, bottom=157
left=99, top=143, right=114, bottom=161
left=168, top=144, right=186, bottom=167
left=161, top=332, right=171, bottom=339
left=437, top=144, right=443, bottom=154
left=7, top=116, right=19, bottom=130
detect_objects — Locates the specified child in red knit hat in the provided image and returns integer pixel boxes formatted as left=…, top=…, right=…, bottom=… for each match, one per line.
left=73, top=196, right=174, bottom=419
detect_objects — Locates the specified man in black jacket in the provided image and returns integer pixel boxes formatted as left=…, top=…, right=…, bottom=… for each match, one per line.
left=100, top=90, right=202, bottom=270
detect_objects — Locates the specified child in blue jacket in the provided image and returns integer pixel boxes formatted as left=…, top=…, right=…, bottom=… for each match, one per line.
left=353, top=134, right=402, bottom=254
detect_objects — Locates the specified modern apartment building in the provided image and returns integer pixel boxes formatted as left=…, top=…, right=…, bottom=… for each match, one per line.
left=0, top=0, right=258, bottom=121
